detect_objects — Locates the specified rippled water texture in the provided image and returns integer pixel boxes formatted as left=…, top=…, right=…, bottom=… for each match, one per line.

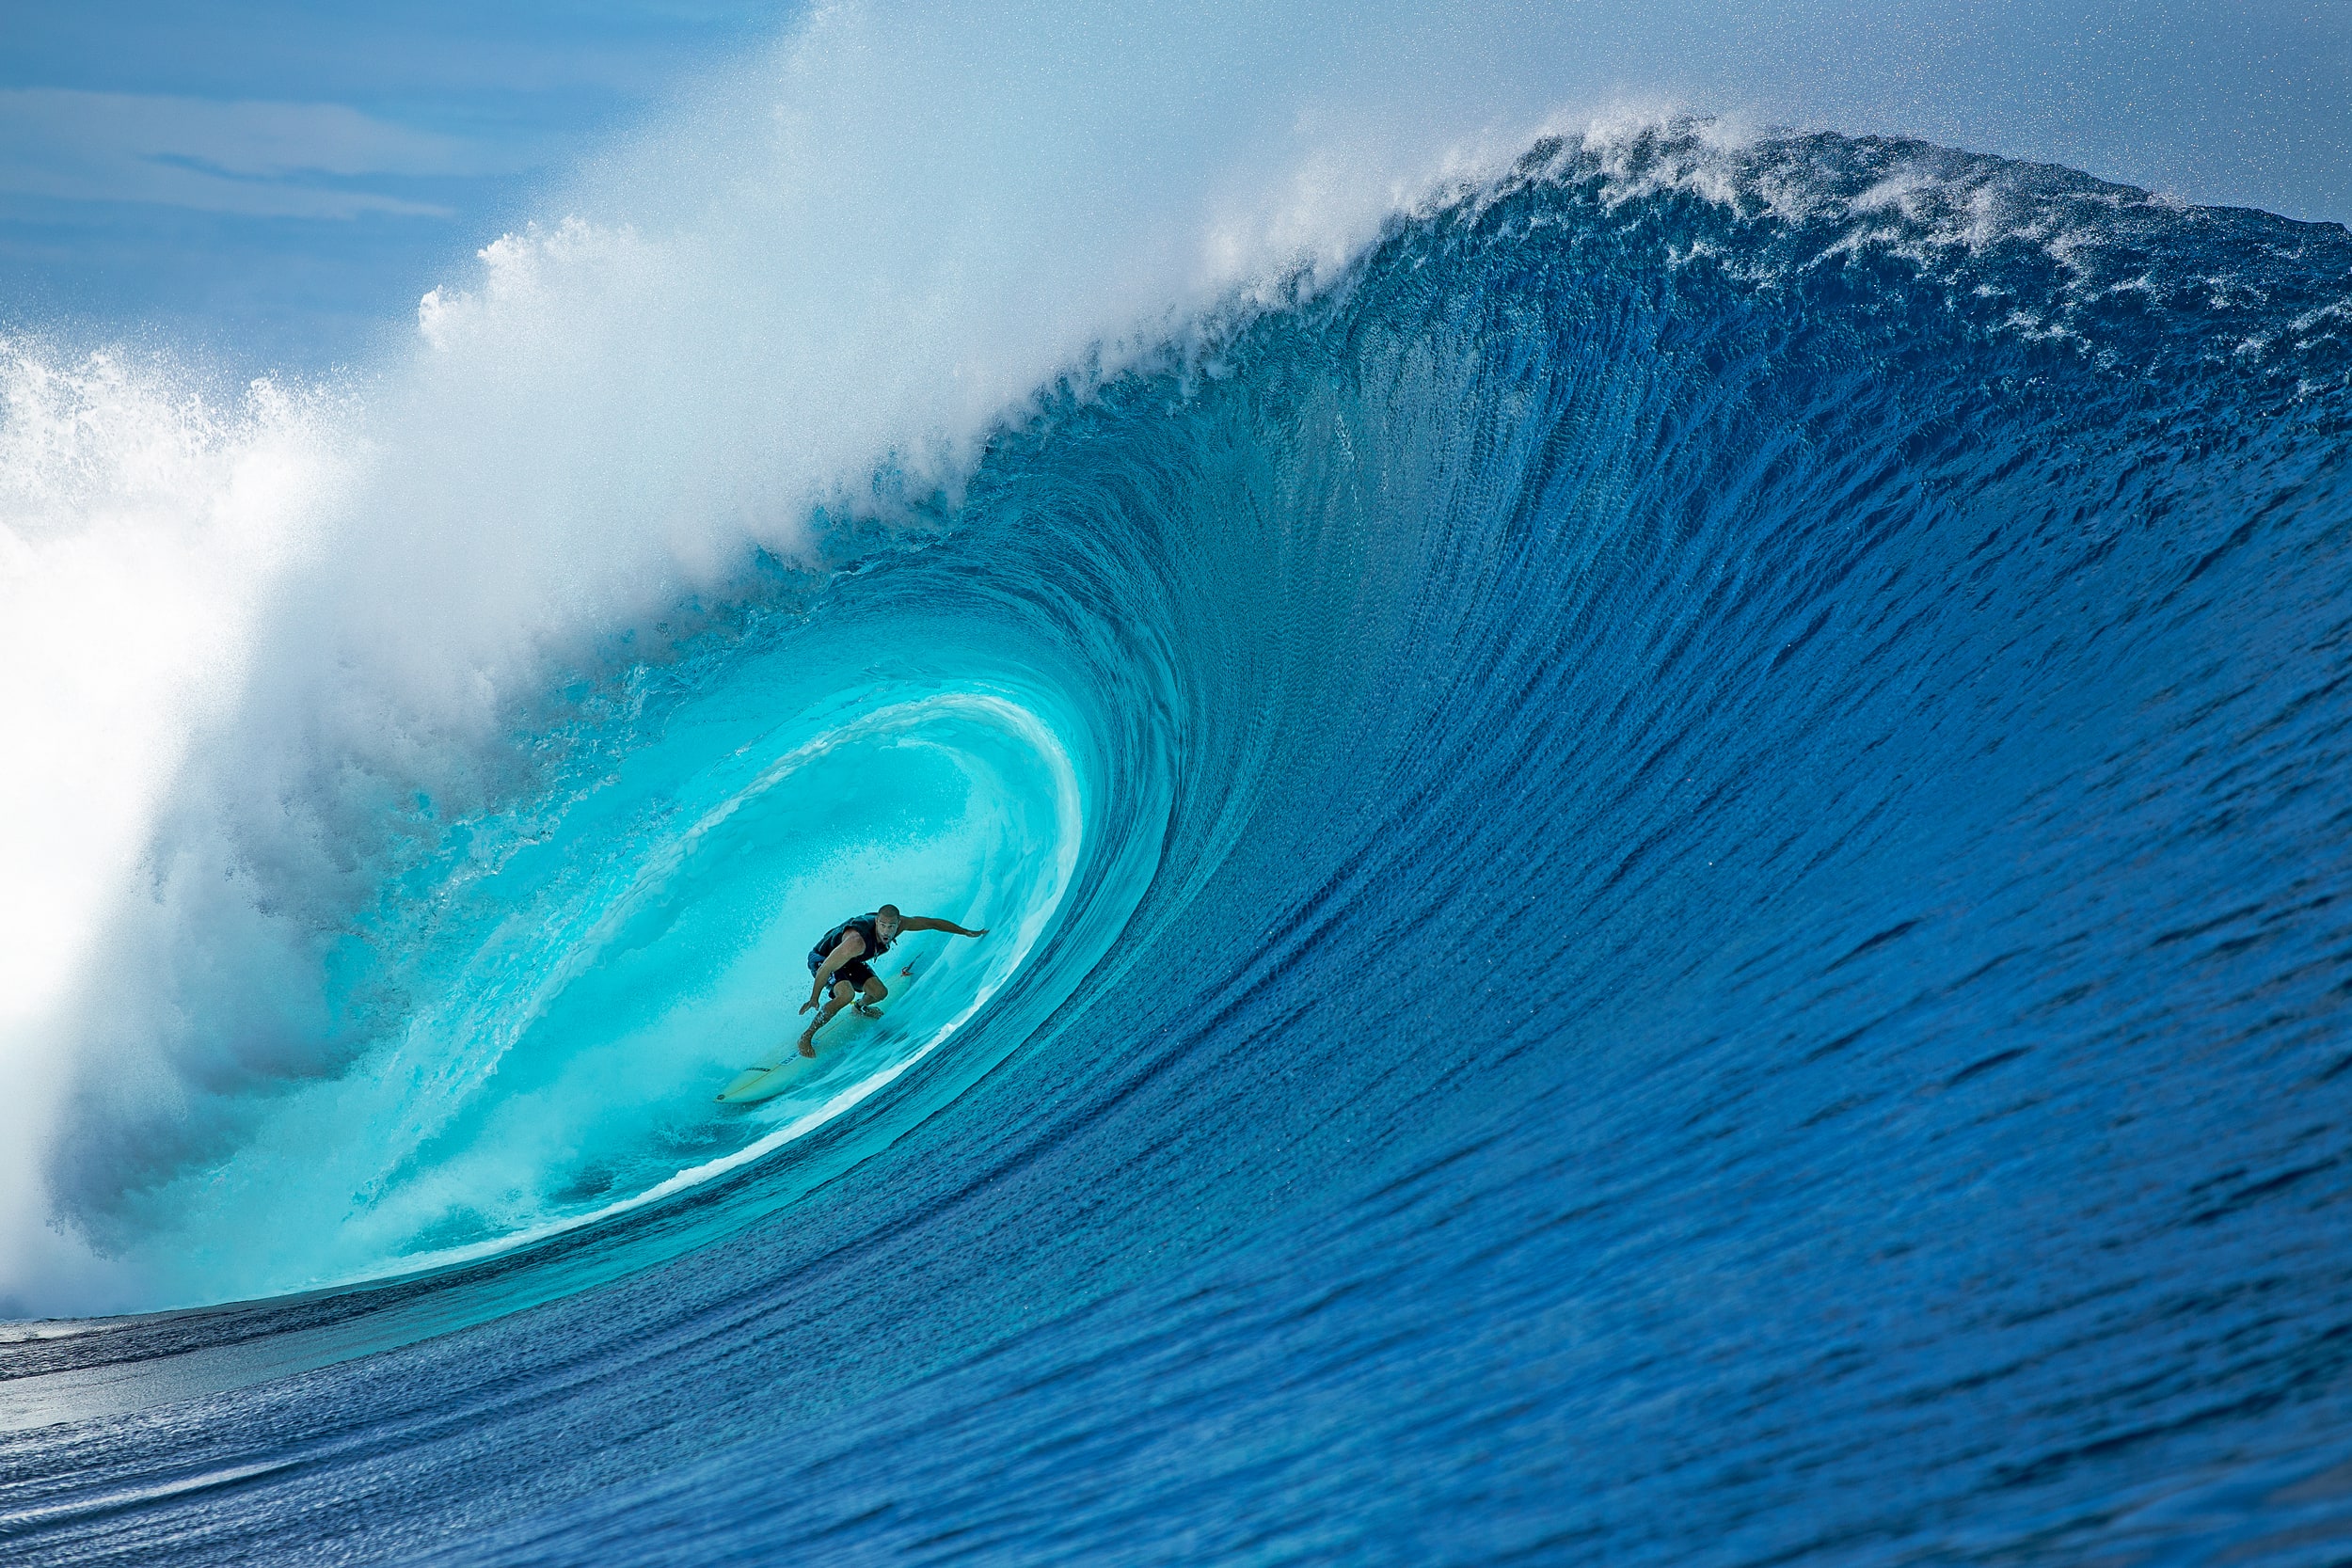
left=7, top=130, right=2352, bottom=1564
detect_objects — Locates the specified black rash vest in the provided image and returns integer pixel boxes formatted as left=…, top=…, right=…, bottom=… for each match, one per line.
left=810, top=914, right=893, bottom=968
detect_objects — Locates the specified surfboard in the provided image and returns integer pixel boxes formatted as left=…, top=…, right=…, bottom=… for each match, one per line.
left=713, top=1050, right=814, bottom=1104
left=716, top=962, right=917, bottom=1104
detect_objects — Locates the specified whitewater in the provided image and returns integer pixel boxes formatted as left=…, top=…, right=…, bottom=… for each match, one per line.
left=5, top=3, right=2352, bottom=1564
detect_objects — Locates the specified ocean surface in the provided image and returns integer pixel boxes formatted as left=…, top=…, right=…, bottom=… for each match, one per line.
left=5, top=121, right=2352, bottom=1564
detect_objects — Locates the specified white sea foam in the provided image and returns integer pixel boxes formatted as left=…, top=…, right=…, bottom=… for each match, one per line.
left=0, top=348, right=340, bottom=1311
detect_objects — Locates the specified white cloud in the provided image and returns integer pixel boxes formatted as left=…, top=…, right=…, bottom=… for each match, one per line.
left=0, top=88, right=527, bottom=218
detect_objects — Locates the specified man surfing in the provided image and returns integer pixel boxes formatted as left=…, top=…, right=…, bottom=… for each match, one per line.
left=797, top=904, right=988, bottom=1055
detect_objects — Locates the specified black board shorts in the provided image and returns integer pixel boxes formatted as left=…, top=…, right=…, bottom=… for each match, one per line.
left=809, top=951, right=877, bottom=992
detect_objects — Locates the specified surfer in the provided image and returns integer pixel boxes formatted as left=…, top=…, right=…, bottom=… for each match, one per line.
left=797, top=904, right=988, bottom=1055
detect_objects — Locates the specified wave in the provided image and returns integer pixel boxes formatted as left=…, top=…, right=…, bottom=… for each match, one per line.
left=3, top=60, right=2351, bottom=1568
left=0, top=0, right=1567, bottom=1312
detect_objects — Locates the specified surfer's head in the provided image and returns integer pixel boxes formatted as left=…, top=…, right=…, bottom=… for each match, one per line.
left=876, top=904, right=904, bottom=940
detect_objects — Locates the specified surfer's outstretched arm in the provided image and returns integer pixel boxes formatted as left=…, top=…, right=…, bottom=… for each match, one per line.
left=900, top=916, right=990, bottom=937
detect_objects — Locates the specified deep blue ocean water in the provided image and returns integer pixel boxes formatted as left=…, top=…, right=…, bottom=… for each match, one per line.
left=6, top=127, right=2352, bottom=1564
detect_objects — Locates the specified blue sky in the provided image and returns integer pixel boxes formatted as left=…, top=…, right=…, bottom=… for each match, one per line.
left=3, top=1, right=2345, bottom=376
left=0, top=1, right=789, bottom=372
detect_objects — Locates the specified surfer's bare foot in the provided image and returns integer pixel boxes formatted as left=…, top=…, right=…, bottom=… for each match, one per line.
left=797, top=1030, right=817, bottom=1057
left=854, top=1003, right=882, bottom=1018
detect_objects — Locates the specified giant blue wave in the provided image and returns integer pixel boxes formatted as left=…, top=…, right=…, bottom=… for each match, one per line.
left=5, top=125, right=2352, bottom=1564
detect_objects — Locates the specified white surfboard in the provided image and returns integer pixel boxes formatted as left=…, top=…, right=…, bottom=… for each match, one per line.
left=713, top=1050, right=816, bottom=1104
